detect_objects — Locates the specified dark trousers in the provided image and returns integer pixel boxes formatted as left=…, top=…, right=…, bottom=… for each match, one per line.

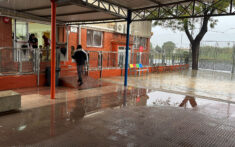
left=76, top=64, right=84, bottom=82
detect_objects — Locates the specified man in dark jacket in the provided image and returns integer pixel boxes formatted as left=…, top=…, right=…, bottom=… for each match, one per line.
left=72, top=45, right=87, bottom=86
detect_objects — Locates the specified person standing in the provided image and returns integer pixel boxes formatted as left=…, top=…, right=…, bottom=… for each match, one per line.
left=29, top=34, right=38, bottom=49
left=72, top=45, right=87, bottom=86
left=42, top=35, right=50, bottom=60
left=28, top=34, right=38, bottom=62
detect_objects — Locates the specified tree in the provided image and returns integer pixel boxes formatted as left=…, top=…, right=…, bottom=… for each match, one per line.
left=152, top=0, right=234, bottom=70
left=150, top=42, right=156, bottom=55
left=150, top=42, right=155, bottom=51
left=162, top=41, right=176, bottom=55
left=155, top=45, right=162, bottom=53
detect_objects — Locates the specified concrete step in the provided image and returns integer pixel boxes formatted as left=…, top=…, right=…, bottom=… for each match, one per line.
left=59, top=76, right=111, bottom=89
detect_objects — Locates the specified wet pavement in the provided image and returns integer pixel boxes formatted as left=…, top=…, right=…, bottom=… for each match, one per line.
left=0, top=83, right=235, bottom=146
left=59, top=76, right=111, bottom=90
left=1, top=70, right=235, bottom=146
left=103, top=69, right=235, bottom=102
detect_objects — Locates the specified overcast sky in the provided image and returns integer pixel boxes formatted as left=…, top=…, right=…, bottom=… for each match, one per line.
left=150, top=16, right=235, bottom=48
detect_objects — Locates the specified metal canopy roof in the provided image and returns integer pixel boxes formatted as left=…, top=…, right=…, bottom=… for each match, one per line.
left=101, top=0, right=180, bottom=10
left=0, top=0, right=235, bottom=24
left=0, top=0, right=188, bottom=24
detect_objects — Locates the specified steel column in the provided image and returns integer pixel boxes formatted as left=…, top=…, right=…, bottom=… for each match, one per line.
left=51, top=0, right=56, bottom=99
left=124, top=10, right=132, bottom=87
left=66, top=25, right=69, bottom=61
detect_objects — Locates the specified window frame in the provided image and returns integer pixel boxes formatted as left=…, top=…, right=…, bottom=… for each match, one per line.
left=118, top=46, right=131, bottom=67
left=133, top=36, right=147, bottom=50
left=86, top=29, right=103, bottom=48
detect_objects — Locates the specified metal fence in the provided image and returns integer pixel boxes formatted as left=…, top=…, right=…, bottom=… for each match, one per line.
left=0, top=48, right=189, bottom=76
left=150, top=52, right=188, bottom=66
left=86, top=51, right=189, bottom=71
left=197, top=41, right=235, bottom=72
left=0, top=47, right=40, bottom=75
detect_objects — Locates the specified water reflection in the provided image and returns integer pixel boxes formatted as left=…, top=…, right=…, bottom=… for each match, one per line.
left=191, top=70, right=198, bottom=78
left=56, top=87, right=149, bottom=126
left=179, top=96, right=197, bottom=108
left=185, top=69, right=235, bottom=81
left=147, top=90, right=235, bottom=120
left=1, top=85, right=235, bottom=146
left=230, top=73, right=235, bottom=80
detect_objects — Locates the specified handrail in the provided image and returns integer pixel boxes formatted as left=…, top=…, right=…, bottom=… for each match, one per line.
left=0, top=47, right=179, bottom=56
left=0, top=47, right=189, bottom=76
left=0, top=47, right=52, bottom=50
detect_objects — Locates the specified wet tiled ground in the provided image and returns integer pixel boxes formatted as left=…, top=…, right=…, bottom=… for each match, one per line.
left=103, top=69, right=235, bottom=102
left=59, top=76, right=111, bottom=90
left=1, top=70, right=235, bottom=146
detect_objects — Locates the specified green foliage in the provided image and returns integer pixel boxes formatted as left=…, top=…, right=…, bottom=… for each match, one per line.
left=162, top=41, right=176, bottom=55
left=152, top=0, right=234, bottom=33
left=150, top=42, right=154, bottom=50
left=155, top=45, right=162, bottom=53
left=199, top=45, right=234, bottom=63
left=151, top=0, right=235, bottom=69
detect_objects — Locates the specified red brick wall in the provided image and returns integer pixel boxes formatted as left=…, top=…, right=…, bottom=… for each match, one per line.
left=0, top=49, right=18, bottom=73
left=0, top=74, right=46, bottom=90
left=68, top=26, right=78, bottom=63
left=58, top=26, right=65, bottom=43
left=60, top=27, right=152, bottom=71
left=40, top=62, right=51, bottom=73
left=0, top=17, right=12, bottom=47
left=81, top=28, right=113, bottom=52
left=0, top=17, right=14, bottom=73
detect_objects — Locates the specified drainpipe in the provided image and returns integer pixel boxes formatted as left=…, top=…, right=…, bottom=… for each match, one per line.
left=51, top=0, right=56, bottom=99
left=79, top=25, right=82, bottom=45
left=14, top=19, right=17, bottom=49
left=66, top=25, right=69, bottom=61
left=124, top=10, right=132, bottom=87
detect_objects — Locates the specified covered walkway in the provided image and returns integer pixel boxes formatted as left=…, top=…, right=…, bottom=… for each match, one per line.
left=1, top=71, right=235, bottom=146
left=1, top=0, right=235, bottom=146
left=1, top=0, right=235, bottom=98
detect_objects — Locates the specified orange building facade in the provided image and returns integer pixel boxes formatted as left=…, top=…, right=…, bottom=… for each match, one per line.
left=0, top=17, right=189, bottom=90
left=0, top=17, right=155, bottom=90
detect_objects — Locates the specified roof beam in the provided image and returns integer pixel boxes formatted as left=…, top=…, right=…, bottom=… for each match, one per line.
left=0, top=6, right=52, bottom=23
left=132, top=0, right=235, bottom=21
left=133, top=0, right=193, bottom=11
left=67, top=19, right=125, bottom=25
left=65, top=17, right=121, bottom=23
left=146, top=0, right=161, bottom=5
left=56, top=0, right=127, bottom=20
left=96, top=0, right=129, bottom=9
left=42, top=10, right=98, bottom=17
left=19, top=3, right=72, bottom=12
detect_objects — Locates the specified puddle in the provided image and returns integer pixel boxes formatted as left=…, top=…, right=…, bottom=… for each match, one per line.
left=103, top=69, right=235, bottom=101
left=1, top=85, right=235, bottom=146
left=147, top=90, right=235, bottom=119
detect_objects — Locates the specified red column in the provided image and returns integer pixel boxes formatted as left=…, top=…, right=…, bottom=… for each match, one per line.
left=51, top=0, right=56, bottom=99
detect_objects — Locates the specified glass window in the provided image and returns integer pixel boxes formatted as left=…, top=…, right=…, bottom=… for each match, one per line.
left=28, top=23, right=51, bottom=47
left=118, top=46, right=131, bottom=67
left=16, top=21, right=27, bottom=41
left=93, top=31, right=102, bottom=46
left=133, top=37, right=147, bottom=49
left=118, top=46, right=125, bottom=50
left=87, top=30, right=93, bottom=46
left=87, top=30, right=103, bottom=47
